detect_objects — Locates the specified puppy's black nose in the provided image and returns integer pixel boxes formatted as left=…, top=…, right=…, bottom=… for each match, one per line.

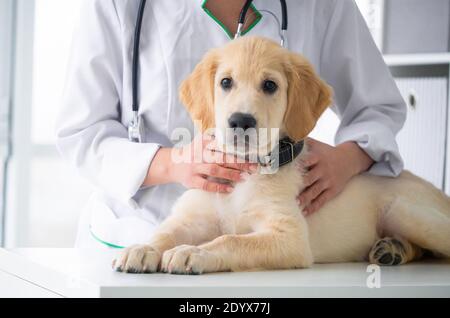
left=228, top=112, right=257, bottom=131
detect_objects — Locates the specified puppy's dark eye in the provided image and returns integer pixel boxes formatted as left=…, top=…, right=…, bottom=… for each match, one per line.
left=262, top=80, right=278, bottom=94
left=221, top=78, right=233, bottom=90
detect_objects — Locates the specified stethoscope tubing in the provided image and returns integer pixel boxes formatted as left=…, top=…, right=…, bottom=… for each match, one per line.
left=132, top=0, right=148, bottom=114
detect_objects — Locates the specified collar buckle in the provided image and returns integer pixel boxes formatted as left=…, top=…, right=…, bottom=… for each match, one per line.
left=257, top=138, right=304, bottom=173
left=280, top=139, right=295, bottom=163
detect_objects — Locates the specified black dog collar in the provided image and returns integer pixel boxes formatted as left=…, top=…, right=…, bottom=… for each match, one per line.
left=258, top=138, right=305, bottom=169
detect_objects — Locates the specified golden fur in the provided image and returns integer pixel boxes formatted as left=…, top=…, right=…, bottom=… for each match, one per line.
left=114, top=37, right=450, bottom=274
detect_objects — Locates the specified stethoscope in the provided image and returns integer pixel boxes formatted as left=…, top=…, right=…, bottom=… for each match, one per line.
left=128, top=0, right=288, bottom=143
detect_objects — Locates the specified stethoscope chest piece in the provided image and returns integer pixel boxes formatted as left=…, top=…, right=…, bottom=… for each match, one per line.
left=128, top=111, right=145, bottom=143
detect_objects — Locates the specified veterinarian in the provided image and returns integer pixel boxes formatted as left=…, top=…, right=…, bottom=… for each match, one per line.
left=56, top=0, right=406, bottom=249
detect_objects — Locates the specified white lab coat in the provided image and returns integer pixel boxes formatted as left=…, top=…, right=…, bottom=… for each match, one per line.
left=56, top=0, right=406, bottom=248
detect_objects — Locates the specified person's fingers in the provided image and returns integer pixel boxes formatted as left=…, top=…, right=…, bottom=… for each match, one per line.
left=215, top=151, right=240, bottom=165
left=204, top=149, right=257, bottom=173
left=305, top=137, right=321, bottom=148
left=303, top=190, right=332, bottom=216
left=298, top=180, right=328, bottom=206
left=203, top=148, right=230, bottom=164
left=197, top=164, right=243, bottom=182
left=191, top=176, right=233, bottom=193
left=302, top=167, right=322, bottom=187
left=218, top=150, right=258, bottom=172
left=300, top=153, right=320, bottom=168
left=222, top=161, right=258, bottom=173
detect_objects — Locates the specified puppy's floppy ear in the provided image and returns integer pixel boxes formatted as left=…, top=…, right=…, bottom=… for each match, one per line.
left=179, top=50, right=219, bottom=131
left=284, top=52, right=333, bottom=142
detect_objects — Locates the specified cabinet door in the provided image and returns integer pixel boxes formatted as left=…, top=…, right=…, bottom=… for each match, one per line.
left=395, top=77, right=448, bottom=189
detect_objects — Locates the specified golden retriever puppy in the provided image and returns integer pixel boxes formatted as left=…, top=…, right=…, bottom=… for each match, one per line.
left=113, top=36, right=450, bottom=274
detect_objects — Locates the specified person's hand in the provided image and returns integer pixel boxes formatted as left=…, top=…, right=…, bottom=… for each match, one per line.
left=145, top=134, right=257, bottom=193
left=297, top=138, right=374, bottom=216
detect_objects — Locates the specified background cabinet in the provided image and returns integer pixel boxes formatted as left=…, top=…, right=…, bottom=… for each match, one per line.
left=395, top=76, right=448, bottom=189
left=386, top=60, right=450, bottom=194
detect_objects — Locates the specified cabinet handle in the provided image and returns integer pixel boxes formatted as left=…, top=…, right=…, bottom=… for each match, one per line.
left=407, top=90, right=418, bottom=110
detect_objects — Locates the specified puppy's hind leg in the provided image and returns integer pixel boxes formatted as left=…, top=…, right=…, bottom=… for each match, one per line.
left=369, top=237, right=423, bottom=266
left=380, top=198, right=450, bottom=261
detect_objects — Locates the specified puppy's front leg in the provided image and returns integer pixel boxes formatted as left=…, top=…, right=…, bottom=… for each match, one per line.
left=162, top=216, right=313, bottom=274
left=113, top=190, right=221, bottom=273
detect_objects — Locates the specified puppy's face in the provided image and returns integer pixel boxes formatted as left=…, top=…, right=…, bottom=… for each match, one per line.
left=212, top=41, right=289, bottom=155
left=180, top=36, right=332, bottom=156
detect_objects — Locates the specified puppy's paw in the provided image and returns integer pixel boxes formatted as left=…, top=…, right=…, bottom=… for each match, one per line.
left=369, top=237, right=407, bottom=266
left=112, top=244, right=161, bottom=273
left=161, top=245, right=221, bottom=275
